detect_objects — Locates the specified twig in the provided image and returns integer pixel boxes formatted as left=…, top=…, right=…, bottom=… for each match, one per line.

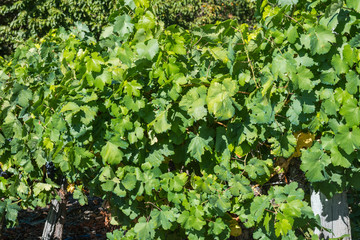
left=145, top=201, right=161, bottom=211
left=237, top=91, right=250, bottom=95
left=231, top=26, right=259, bottom=88
left=285, top=14, right=304, bottom=29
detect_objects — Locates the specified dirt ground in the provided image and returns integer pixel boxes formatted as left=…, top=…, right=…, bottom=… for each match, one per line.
left=2, top=196, right=117, bottom=240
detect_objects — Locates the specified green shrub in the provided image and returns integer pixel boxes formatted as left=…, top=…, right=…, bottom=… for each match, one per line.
left=0, top=0, right=116, bottom=56
left=0, top=0, right=255, bottom=56
left=153, top=0, right=256, bottom=28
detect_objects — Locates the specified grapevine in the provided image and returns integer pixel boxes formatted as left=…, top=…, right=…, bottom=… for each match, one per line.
left=1, top=0, right=360, bottom=239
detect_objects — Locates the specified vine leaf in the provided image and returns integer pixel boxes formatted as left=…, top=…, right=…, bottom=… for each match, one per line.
left=136, top=39, right=159, bottom=60
left=86, top=52, right=104, bottom=72
left=187, top=133, right=212, bottom=162
left=335, top=125, right=360, bottom=154
left=206, top=78, right=238, bottom=120
left=134, top=217, right=155, bottom=240
left=177, top=210, right=206, bottom=231
left=303, top=26, right=335, bottom=55
left=150, top=207, right=176, bottom=230
left=122, top=173, right=137, bottom=190
left=101, top=141, right=123, bottom=165
left=179, top=86, right=207, bottom=121
left=113, top=14, right=134, bottom=37
left=339, top=98, right=360, bottom=127
left=300, top=142, right=330, bottom=182
left=331, top=54, right=349, bottom=75
left=349, top=33, right=360, bottom=47
left=277, top=0, right=298, bottom=6
left=331, top=147, right=351, bottom=168
left=346, top=0, right=360, bottom=12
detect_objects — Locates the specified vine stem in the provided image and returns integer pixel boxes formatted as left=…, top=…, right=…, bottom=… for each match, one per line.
left=231, top=26, right=259, bottom=88
left=285, top=14, right=304, bottom=29
left=265, top=209, right=276, bottom=214
left=237, top=90, right=250, bottom=94
left=145, top=201, right=161, bottom=211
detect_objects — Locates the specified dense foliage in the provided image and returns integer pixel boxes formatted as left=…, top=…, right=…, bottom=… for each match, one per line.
left=1, top=0, right=360, bottom=239
left=0, top=0, right=256, bottom=56
left=0, top=0, right=115, bottom=56
left=153, top=0, right=256, bottom=29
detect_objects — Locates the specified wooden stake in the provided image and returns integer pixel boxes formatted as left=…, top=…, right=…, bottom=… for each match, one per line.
left=42, top=183, right=67, bottom=240
left=311, top=190, right=351, bottom=239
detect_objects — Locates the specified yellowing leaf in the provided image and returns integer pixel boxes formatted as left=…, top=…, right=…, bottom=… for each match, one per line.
left=293, top=132, right=315, bottom=157
left=230, top=218, right=242, bottom=237
left=136, top=195, right=144, bottom=201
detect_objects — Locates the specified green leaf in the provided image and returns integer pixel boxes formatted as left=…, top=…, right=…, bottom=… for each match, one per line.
left=125, top=0, right=136, bottom=9
left=244, top=158, right=271, bottom=184
left=209, top=46, right=229, bottom=63
left=291, top=66, right=315, bottom=91
left=330, top=147, right=351, bottom=168
left=269, top=133, right=296, bottom=158
left=277, top=0, right=298, bottom=6
left=74, top=22, right=89, bottom=33
left=339, top=98, right=360, bottom=126
left=295, top=53, right=315, bottom=67
left=124, top=80, right=142, bottom=97
left=331, top=54, right=349, bottom=75
left=122, top=173, right=137, bottom=190
left=206, top=79, right=238, bottom=120
left=349, top=33, right=360, bottom=48
left=4, top=201, right=20, bottom=225
left=305, top=26, right=335, bottom=55
left=101, top=141, right=123, bottom=165
left=145, top=145, right=174, bottom=168
left=134, top=217, right=155, bottom=240
left=171, top=173, right=188, bottom=192
left=325, top=0, right=343, bottom=17
left=271, top=52, right=296, bottom=79
left=100, top=26, right=114, bottom=39
left=286, top=25, right=298, bottom=43
left=346, top=0, right=360, bottom=12
left=320, top=69, right=338, bottom=85
left=101, top=181, right=116, bottom=192
left=300, top=143, right=331, bottom=182
left=177, top=210, right=206, bottom=231
left=150, top=109, right=171, bottom=134
left=286, top=98, right=302, bottom=125
left=280, top=199, right=303, bottom=218
left=179, top=86, right=208, bottom=121
left=214, top=196, right=231, bottom=213
left=80, top=105, right=97, bottom=125
left=187, top=133, right=212, bottom=162
left=0, top=133, right=5, bottom=148
left=275, top=214, right=292, bottom=237
left=345, top=71, right=359, bottom=94
left=61, top=102, right=79, bottom=112
left=209, top=218, right=227, bottom=235
left=95, top=70, right=112, bottom=90
left=150, top=207, right=176, bottom=230
left=86, top=52, right=104, bottom=72
left=250, top=195, right=270, bottom=223
left=335, top=125, right=360, bottom=154
left=73, top=188, right=88, bottom=205
left=17, top=89, right=32, bottom=108
left=0, top=70, right=9, bottom=80
left=114, top=14, right=134, bottom=37
left=33, top=183, right=52, bottom=196
left=343, top=44, right=356, bottom=67
left=137, top=11, right=156, bottom=30
left=136, top=39, right=159, bottom=60
left=248, top=92, right=274, bottom=124
left=229, top=175, right=253, bottom=199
